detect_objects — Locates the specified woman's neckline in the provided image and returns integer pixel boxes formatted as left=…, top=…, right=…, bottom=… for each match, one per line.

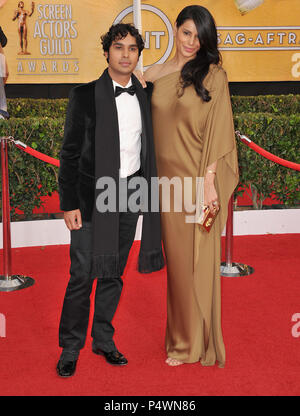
left=152, top=70, right=181, bottom=84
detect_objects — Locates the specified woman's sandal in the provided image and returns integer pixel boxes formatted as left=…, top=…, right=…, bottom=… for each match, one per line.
left=165, top=357, right=184, bottom=366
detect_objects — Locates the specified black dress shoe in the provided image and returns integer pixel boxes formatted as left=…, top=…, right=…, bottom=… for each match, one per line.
left=92, top=346, right=128, bottom=366
left=56, top=359, right=77, bottom=377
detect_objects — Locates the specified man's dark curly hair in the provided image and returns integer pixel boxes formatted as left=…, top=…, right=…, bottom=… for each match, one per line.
left=101, top=23, right=144, bottom=62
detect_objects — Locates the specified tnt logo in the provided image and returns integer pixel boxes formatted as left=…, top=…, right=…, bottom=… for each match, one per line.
left=113, top=4, right=174, bottom=69
left=291, top=313, right=300, bottom=338
left=0, top=313, right=6, bottom=338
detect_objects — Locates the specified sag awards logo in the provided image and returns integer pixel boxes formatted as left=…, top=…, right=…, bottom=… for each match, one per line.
left=12, top=1, right=300, bottom=78
left=15, top=2, right=79, bottom=76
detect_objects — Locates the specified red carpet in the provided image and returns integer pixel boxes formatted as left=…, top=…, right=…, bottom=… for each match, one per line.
left=0, top=234, right=299, bottom=396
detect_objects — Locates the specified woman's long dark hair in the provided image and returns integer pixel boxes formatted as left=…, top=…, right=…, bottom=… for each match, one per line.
left=176, top=5, right=221, bottom=102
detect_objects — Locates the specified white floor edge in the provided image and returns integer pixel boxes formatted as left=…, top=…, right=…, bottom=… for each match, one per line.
left=0, top=209, right=299, bottom=248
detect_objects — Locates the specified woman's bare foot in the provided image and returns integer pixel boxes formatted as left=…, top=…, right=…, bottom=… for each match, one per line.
left=165, top=357, right=184, bottom=366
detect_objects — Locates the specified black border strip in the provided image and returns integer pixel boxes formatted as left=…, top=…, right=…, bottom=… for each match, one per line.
left=5, top=81, right=300, bottom=98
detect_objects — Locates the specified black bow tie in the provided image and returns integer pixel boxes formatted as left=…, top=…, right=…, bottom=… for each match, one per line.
left=114, top=85, right=136, bottom=98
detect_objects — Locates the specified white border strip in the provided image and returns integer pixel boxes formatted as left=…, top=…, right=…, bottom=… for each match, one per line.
left=0, top=209, right=299, bottom=248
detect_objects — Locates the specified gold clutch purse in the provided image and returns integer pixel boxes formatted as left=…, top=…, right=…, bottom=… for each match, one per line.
left=194, top=176, right=219, bottom=232
left=198, top=205, right=220, bottom=232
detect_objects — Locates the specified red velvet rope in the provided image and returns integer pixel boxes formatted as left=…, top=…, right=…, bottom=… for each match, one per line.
left=238, top=133, right=300, bottom=172
left=12, top=135, right=300, bottom=172
left=14, top=142, right=60, bottom=167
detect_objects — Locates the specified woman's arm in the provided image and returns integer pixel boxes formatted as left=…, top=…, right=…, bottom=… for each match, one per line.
left=204, top=161, right=218, bottom=212
left=134, top=64, right=162, bottom=88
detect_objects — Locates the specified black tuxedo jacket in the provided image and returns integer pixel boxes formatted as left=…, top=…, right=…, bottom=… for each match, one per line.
left=58, top=71, right=154, bottom=221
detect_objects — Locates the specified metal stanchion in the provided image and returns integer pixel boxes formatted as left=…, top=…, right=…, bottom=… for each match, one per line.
left=0, top=136, right=35, bottom=292
left=220, top=195, right=254, bottom=277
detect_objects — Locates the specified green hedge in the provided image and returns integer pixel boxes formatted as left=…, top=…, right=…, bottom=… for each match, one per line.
left=231, top=94, right=300, bottom=115
left=1, top=110, right=299, bottom=219
left=235, top=113, right=300, bottom=209
left=7, top=94, right=300, bottom=118
left=7, top=98, right=68, bottom=119
left=0, top=117, right=63, bottom=219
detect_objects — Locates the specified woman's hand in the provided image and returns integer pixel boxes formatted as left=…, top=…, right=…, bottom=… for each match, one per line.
left=204, top=178, right=219, bottom=213
left=133, top=69, right=147, bottom=88
left=204, top=162, right=219, bottom=212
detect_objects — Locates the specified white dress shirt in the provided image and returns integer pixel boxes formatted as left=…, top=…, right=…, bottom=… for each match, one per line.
left=112, top=78, right=142, bottom=178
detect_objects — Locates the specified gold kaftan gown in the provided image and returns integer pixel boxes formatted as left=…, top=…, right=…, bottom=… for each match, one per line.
left=151, top=64, right=239, bottom=367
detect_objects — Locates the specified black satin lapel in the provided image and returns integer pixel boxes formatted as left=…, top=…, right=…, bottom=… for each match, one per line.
left=93, top=68, right=120, bottom=273
left=132, top=75, right=147, bottom=169
left=95, top=69, right=120, bottom=176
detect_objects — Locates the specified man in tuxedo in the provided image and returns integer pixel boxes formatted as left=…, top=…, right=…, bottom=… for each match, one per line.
left=57, top=23, right=164, bottom=377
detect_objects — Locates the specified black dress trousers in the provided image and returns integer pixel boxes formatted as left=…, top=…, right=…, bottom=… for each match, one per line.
left=58, top=173, right=141, bottom=356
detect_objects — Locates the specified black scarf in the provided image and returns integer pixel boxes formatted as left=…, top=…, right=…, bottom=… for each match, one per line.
left=91, top=68, right=164, bottom=279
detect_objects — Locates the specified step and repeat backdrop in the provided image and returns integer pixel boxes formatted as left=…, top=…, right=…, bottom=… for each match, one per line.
left=1, top=0, right=300, bottom=83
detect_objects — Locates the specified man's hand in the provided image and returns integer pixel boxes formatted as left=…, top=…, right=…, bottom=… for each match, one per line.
left=63, top=209, right=82, bottom=231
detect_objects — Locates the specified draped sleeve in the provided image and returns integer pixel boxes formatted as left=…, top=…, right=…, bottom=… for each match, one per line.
left=199, top=65, right=239, bottom=233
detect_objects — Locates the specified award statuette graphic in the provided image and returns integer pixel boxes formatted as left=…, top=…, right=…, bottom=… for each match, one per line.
left=12, top=1, right=35, bottom=55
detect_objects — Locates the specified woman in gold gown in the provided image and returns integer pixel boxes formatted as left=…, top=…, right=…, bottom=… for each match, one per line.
left=142, top=5, right=239, bottom=367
